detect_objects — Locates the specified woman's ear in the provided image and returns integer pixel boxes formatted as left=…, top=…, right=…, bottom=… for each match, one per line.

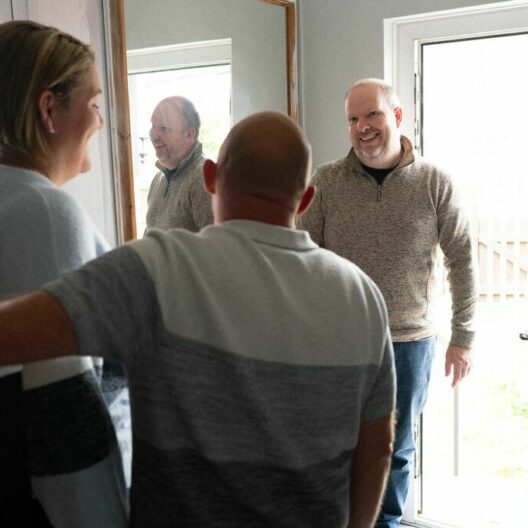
left=203, top=159, right=217, bottom=194
left=37, top=90, right=57, bottom=135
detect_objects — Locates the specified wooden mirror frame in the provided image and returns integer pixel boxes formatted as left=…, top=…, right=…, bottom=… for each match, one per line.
left=105, top=0, right=298, bottom=242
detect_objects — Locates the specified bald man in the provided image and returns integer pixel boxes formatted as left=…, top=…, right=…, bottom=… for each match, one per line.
left=0, top=112, right=395, bottom=528
left=146, top=96, right=213, bottom=232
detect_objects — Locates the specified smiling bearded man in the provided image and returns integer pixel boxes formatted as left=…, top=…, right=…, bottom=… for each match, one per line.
left=299, top=78, right=477, bottom=528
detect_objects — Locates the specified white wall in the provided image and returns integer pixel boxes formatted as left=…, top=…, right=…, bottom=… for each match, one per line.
left=298, top=0, right=511, bottom=167
left=125, top=0, right=287, bottom=124
left=0, top=2, right=12, bottom=22
left=10, top=0, right=118, bottom=245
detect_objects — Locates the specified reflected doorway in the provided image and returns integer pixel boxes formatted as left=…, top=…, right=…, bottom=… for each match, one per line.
left=417, top=32, right=528, bottom=528
left=128, top=52, right=231, bottom=234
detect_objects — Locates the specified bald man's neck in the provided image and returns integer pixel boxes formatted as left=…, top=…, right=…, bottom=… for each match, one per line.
left=214, top=191, right=297, bottom=228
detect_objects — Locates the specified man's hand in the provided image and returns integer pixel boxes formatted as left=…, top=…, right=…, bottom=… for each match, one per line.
left=445, top=344, right=471, bottom=388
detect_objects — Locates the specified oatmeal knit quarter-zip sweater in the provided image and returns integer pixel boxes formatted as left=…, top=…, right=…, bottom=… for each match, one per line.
left=145, top=142, right=213, bottom=233
left=300, top=135, right=478, bottom=348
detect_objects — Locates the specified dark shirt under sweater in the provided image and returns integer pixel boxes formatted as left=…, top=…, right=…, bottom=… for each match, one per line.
left=360, top=163, right=395, bottom=185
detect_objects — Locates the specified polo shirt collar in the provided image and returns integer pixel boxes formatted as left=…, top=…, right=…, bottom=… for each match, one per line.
left=217, top=220, right=318, bottom=251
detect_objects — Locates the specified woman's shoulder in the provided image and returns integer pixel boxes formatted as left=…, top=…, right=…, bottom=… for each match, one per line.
left=0, top=168, right=81, bottom=217
left=0, top=170, right=109, bottom=256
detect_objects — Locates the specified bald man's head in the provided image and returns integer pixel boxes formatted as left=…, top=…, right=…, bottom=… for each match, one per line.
left=218, top=112, right=311, bottom=205
left=204, top=112, right=314, bottom=226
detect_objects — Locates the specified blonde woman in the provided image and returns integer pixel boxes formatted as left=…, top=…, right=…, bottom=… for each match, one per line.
left=0, top=21, right=128, bottom=527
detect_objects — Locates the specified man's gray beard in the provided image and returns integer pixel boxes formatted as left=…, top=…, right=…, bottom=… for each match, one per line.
left=359, top=145, right=384, bottom=159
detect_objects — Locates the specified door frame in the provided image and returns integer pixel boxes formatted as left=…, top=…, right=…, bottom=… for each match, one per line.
left=384, top=0, right=528, bottom=147
left=383, top=1, right=528, bottom=525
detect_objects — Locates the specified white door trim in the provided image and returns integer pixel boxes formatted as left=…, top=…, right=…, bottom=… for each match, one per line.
left=384, top=0, right=528, bottom=143
left=127, top=39, right=232, bottom=74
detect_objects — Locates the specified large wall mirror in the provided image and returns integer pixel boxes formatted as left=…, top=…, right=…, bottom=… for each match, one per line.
left=106, top=0, right=298, bottom=241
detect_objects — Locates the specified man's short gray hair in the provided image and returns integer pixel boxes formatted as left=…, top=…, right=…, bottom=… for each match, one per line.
left=178, top=96, right=201, bottom=135
left=346, top=78, right=401, bottom=109
left=161, top=95, right=201, bottom=136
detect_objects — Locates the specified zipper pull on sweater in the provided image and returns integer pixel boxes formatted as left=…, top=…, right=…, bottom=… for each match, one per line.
left=377, top=185, right=382, bottom=202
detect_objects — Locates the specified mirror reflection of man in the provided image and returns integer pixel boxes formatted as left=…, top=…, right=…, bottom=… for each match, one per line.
left=145, top=96, right=213, bottom=232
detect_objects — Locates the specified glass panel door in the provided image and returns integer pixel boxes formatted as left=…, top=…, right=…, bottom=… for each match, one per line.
left=417, top=33, right=528, bottom=528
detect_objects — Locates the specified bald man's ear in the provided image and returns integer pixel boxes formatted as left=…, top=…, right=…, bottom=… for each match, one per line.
left=203, top=159, right=217, bottom=194
left=297, top=185, right=316, bottom=216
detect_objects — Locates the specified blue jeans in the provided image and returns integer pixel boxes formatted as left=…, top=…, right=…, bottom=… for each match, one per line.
left=376, top=336, right=436, bottom=528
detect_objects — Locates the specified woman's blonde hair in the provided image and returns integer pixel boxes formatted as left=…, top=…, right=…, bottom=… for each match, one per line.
left=0, top=20, right=95, bottom=171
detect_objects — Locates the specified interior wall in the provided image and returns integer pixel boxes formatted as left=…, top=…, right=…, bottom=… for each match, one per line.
left=0, top=2, right=12, bottom=22
left=124, top=0, right=287, bottom=124
left=298, top=0, right=511, bottom=168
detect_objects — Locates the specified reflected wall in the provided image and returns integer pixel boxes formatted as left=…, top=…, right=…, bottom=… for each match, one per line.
left=125, top=0, right=287, bottom=125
